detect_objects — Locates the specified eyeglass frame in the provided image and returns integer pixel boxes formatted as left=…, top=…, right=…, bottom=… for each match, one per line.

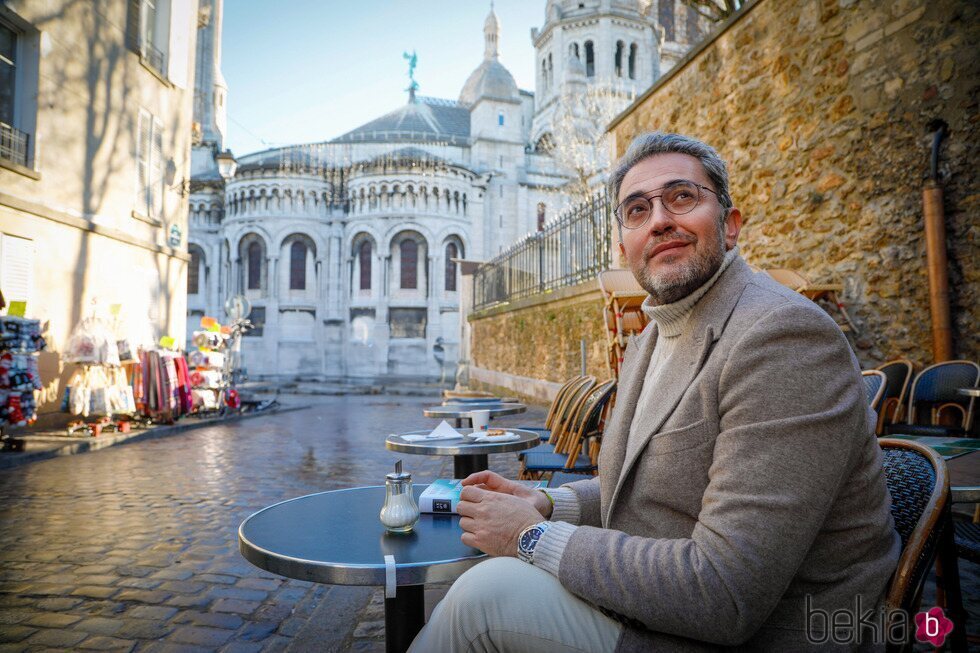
left=614, top=180, right=722, bottom=230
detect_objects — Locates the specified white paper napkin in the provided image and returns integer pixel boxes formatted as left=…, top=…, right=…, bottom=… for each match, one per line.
left=469, top=432, right=520, bottom=443
left=398, top=420, right=464, bottom=442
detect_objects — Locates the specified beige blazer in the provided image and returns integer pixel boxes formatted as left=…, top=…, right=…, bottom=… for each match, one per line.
left=559, top=256, right=900, bottom=651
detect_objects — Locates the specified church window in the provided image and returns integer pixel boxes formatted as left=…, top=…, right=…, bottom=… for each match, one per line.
left=547, top=53, right=553, bottom=87
left=537, top=203, right=546, bottom=231
left=498, top=112, right=504, bottom=126
left=188, top=246, right=201, bottom=294
left=359, top=241, right=372, bottom=290
left=444, top=243, right=458, bottom=292
left=570, top=43, right=579, bottom=60
left=247, top=241, right=262, bottom=290
left=289, top=241, right=307, bottom=290
left=629, top=43, right=637, bottom=79
left=585, top=41, right=594, bottom=77
left=400, top=239, right=418, bottom=289
left=615, top=41, right=624, bottom=77
left=659, top=0, right=675, bottom=41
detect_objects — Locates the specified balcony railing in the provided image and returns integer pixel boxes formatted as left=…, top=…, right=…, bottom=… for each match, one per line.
left=0, top=122, right=29, bottom=168
left=474, top=190, right=612, bottom=312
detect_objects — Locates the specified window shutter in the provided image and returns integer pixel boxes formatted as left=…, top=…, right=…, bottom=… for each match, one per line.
left=167, top=0, right=193, bottom=87
left=0, top=235, right=35, bottom=307
left=125, top=0, right=142, bottom=53
left=151, top=117, right=163, bottom=217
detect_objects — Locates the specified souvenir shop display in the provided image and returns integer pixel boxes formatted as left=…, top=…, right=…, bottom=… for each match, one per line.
left=133, top=346, right=193, bottom=423
left=187, top=316, right=231, bottom=414
left=0, top=316, right=46, bottom=429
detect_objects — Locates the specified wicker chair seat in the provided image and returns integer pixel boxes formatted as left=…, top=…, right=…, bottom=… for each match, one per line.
left=523, top=451, right=595, bottom=473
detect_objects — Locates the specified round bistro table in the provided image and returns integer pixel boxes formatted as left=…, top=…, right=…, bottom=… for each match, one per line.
left=239, top=485, right=485, bottom=653
left=386, top=427, right=540, bottom=478
left=423, top=402, right=527, bottom=428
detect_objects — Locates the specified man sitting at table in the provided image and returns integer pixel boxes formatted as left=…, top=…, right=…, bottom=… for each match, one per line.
left=409, top=132, right=900, bottom=652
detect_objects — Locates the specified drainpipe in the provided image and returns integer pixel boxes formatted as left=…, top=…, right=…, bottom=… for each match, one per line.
left=922, top=119, right=953, bottom=362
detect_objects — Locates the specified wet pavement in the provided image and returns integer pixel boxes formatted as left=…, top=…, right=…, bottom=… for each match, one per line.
left=0, top=393, right=543, bottom=652
left=0, top=391, right=976, bottom=652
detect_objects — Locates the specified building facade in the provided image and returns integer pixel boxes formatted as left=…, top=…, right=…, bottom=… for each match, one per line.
left=0, top=0, right=200, bottom=414
left=188, top=0, right=705, bottom=380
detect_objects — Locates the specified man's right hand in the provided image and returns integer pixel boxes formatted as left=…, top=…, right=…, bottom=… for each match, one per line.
left=461, top=470, right=553, bottom=519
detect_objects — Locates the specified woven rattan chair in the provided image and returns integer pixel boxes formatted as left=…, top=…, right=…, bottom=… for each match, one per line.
left=879, top=438, right=967, bottom=653
left=520, top=380, right=615, bottom=480
left=518, top=376, right=596, bottom=457
left=875, top=359, right=914, bottom=435
left=862, top=370, right=887, bottom=412
left=885, top=360, right=979, bottom=437
left=516, top=375, right=586, bottom=440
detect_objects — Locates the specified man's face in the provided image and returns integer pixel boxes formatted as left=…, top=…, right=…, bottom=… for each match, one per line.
left=617, top=153, right=742, bottom=305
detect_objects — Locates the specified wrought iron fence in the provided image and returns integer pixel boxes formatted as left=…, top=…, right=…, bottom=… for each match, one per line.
left=0, top=122, right=29, bottom=168
left=474, top=190, right=612, bottom=311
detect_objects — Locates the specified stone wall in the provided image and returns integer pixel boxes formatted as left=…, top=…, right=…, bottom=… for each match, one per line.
left=469, top=281, right=612, bottom=396
left=609, top=0, right=978, bottom=367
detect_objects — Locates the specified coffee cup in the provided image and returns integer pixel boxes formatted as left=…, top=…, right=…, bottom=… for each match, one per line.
left=469, top=409, right=490, bottom=432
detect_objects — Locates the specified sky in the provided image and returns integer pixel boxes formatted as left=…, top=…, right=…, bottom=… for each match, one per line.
left=220, top=1, right=545, bottom=155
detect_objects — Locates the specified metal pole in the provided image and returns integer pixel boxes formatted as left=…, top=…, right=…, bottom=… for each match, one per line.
left=580, top=338, right=587, bottom=376
left=923, top=180, right=953, bottom=362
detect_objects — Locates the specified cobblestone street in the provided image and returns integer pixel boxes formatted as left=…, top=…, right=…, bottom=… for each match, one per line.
left=0, top=393, right=545, bottom=652
left=2, top=392, right=978, bottom=652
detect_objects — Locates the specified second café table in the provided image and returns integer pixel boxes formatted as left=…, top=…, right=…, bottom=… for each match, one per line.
left=423, top=402, right=527, bottom=429
left=386, top=427, right=540, bottom=478
left=239, top=485, right=485, bottom=653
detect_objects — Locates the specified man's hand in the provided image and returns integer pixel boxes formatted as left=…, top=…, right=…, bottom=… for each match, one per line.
left=457, top=484, right=544, bottom=557
left=460, top=470, right=553, bottom=518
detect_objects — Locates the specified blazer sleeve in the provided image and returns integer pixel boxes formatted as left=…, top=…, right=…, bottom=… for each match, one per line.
left=554, top=302, right=868, bottom=646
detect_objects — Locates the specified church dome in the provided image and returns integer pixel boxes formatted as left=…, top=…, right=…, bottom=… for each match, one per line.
left=459, top=60, right=519, bottom=105
left=459, top=6, right=519, bottom=106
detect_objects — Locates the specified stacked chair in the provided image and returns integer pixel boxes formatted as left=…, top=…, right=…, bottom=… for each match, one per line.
left=518, top=379, right=616, bottom=481
left=884, top=360, right=979, bottom=437
left=597, top=270, right=649, bottom=379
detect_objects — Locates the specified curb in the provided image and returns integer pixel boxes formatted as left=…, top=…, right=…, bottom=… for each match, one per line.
left=0, top=404, right=311, bottom=470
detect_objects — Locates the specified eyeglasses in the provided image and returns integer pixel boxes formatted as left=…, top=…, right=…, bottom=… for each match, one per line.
left=615, top=180, right=719, bottom=229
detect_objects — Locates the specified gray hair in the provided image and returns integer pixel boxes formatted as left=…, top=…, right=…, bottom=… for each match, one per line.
left=608, top=132, right=734, bottom=213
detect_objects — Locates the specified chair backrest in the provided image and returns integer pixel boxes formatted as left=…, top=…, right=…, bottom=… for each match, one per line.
left=907, top=360, right=979, bottom=428
left=862, top=370, right=887, bottom=411
left=557, top=379, right=616, bottom=458
left=548, top=376, right=596, bottom=445
left=545, top=376, right=585, bottom=430
left=876, top=359, right=913, bottom=403
left=878, top=438, right=949, bottom=616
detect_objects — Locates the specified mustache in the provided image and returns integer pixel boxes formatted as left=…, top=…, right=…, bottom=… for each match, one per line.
left=642, top=234, right=697, bottom=260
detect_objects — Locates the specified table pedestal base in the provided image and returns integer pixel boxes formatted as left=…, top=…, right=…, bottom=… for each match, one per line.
left=385, top=584, right=425, bottom=653
left=454, top=454, right=488, bottom=479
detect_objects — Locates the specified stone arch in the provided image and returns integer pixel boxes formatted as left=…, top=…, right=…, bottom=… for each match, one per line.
left=441, top=234, right=465, bottom=293
left=238, top=232, right=268, bottom=294
left=280, top=232, right=317, bottom=292
left=390, top=229, right=428, bottom=293
left=187, top=242, right=207, bottom=296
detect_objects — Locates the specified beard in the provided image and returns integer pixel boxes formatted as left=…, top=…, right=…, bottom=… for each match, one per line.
left=630, top=221, right=727, bottom=305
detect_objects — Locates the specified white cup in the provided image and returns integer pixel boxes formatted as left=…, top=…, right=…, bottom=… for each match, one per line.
left=469, top=409, right=490, bottom=432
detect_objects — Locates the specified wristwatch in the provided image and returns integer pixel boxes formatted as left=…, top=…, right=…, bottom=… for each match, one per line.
left=517, top=522, right=551, bottom=564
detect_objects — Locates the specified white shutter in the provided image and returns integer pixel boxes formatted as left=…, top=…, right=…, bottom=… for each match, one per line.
left=167, top=0, right=193, bottom=88
left=151, top=116, right=163, bottom=218
left=136, top=109, right=150, bottom=215
left=0, top=235, right=36, bottom=307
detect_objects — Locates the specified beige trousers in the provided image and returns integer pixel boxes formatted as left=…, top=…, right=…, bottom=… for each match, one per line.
left=408, top=557, right=623, bottom=653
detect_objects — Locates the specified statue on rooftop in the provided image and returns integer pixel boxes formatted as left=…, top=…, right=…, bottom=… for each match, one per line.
left=403, top=50, right=419, bottom=101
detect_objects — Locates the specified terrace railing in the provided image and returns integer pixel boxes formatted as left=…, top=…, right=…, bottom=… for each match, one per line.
left=474, top=190, right=612, bottom=311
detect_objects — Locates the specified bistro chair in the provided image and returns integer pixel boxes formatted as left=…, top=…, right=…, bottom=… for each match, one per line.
left=597, top=269, right=649, bottom=379
left=885, top=360, right=979, bottom=437
left=878, top=438, right=967, bottom=653
left=520, top=380, right=616, bottom=481
left=875, top=359, right=914, bottom=435
left=519, top=376, right=596, bottom=457
left=516, top=375, right=587, bottom=441
left=862, top=370, right=887, bottom=412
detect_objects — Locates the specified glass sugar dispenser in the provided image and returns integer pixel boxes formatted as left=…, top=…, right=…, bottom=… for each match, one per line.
left=379, top=460, right=419, bottom=534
